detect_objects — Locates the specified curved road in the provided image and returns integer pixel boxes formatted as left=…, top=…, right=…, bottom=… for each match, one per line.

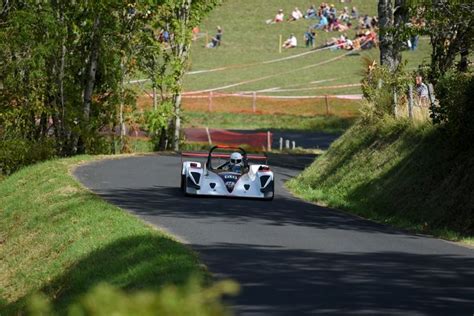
left=75, top=154, right=474, bottom=316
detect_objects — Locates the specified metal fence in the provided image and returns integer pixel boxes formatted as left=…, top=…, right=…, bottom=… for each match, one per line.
left=179, top=92, right=363, bottom=117
left=393, top=84, right=434, bottom=122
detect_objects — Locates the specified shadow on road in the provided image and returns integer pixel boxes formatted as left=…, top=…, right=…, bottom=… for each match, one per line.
left=194, top=243, right=474, bottom=315
left=96, top=186, right=411, bottom=236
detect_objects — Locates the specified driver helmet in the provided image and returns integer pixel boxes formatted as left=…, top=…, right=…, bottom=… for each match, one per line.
left=229, top=152, right=243, bottom=166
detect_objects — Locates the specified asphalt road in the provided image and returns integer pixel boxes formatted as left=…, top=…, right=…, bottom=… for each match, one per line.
left=74, top=155, right=474, bottom=316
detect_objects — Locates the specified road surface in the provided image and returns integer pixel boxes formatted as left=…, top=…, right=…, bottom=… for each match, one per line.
left=74, top=154, right=474, bottom=315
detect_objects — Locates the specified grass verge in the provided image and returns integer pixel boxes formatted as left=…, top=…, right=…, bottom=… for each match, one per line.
left=0, top=156, right=219, bottom=314
left=184, top=111, right=356, bottom=134
left=287, top=118, right=474, bottom=245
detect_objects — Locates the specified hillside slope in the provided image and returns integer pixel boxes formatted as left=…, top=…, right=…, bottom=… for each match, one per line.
left=0, top=157, right=208, bottom=313
left=184, top=0, right=429, bottom=95
left=288, top=119, right=474, bottom=243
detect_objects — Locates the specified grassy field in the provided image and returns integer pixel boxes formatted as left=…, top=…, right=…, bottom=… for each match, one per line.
left=181, top=0, right=431, bottom=96
left=0, top=156, right=228, bottom=314
left=287, top=118, right=474, bottom=244
left=133, top=0, right=430, bottom=134
left=184, top=111, right=355, bottom=133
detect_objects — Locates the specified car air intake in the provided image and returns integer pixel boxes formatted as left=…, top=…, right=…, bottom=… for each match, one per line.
left=191, top=172, right=201, bottom=184
left=244, top=184, right=250, bottom=191
left=210, top=183, right=216, bottom=189
left=260, top=175, right=270, bottom=187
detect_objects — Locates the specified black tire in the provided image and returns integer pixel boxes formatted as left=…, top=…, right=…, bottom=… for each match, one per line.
left=180, top=174, right=186, bottom=192
left=263, top=181, right=274, bottom=201
left=264, top=191, right=274, bottom=201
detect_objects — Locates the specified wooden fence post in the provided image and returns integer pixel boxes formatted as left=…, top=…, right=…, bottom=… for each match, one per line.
left=252, top=91, right=257, bottom=112
left=205, top=127, right=212, bottom=144
left=393, top=88, right=398, bottom=117
left=267, top=131, right=271, bottom=152
left=325, top=95, right=330, bottom=115
left=408, top=84, right=414, bottom=120
left=208, top=91, right=213, bottom=112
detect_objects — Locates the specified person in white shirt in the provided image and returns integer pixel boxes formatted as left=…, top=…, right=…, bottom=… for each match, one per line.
left=283, top=33, right=297, bottom=48
left=288, top=7, right=303, bottom=21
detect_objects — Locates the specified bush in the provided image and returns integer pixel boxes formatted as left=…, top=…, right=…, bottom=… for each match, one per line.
left=432, top=71, right=474, bottom=145
left=27, top=278, right=239, bottom=316
left=0, top=138, right=56, bottom=175
left=361, top=61, right=411, bottom=120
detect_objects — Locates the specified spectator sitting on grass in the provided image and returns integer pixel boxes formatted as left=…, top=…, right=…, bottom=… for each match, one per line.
left=351, top=6, right=358, bottom=20
left=334, top=21, right=351, bottom=32
left=360, top=30, right=377, bottom=49
left=329, top=4, right=337, bottom=17
left=320, top=3, right=330, bottom=18
left=325, top=34, right=347, bottom=49
left=266, top=9, right=284, bottom=24
left=206, top=26, right=222, bottom=48
left=363, top=15, right=372, bottom=29
left=339, top=7, right=350, bottom=22
left=371, top=16, right=378, bottom=29
left=288, top=7, right=303, bottom=21
left=327, top=14, right=337, bottom=31
left=313, top=13, right=328, bottom=30
left=282, top=33, right=297, bottom=49
left=305, top=5, right=317, bottom=19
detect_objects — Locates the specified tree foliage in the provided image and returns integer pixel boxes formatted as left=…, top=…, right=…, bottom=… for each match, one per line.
left=0, top=0, right=220, bottom=173
left=409, top=0, right=474, bottom=83
left=137, top=0, right=221, bottom=150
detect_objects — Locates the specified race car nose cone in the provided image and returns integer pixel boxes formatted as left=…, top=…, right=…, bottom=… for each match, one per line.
left=225, top=181, right=235, bottom=192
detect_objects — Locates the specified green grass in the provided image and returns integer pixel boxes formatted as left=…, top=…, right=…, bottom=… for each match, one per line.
left=127, top=138, right=155, bottom=153
left=182, top=0, right=431, bottom=95
left=287, top=117, right=474, bottom=245
left=184, top=111, right=355, bottom=133
left=0, top=156, right=209, bottom=314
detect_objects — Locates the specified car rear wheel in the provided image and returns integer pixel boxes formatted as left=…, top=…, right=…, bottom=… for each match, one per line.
left=180, top=174, right=186, bottom=192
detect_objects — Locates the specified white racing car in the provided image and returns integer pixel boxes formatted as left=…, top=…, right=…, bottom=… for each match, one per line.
left=180, top=146, right=274, bottom=200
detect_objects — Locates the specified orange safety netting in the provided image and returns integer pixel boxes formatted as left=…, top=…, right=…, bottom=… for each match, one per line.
left=184, top=128, right=271, bottom=149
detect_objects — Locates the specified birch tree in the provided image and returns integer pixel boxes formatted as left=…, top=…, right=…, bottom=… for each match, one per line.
left=142, top=0, right=221, bottom=151
left=378, top=0, right=409, bottom=72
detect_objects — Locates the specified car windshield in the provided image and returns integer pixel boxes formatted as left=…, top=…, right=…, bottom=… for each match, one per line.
left=208, top=150, right=247, bottom=174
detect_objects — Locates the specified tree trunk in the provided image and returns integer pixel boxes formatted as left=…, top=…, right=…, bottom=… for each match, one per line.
left=57, top=7, right=67, bottom=154
left=378, top=0, right=396, bottom=70
left=119, top=59, right=126, bottom=152
left=152, top=85, right=157, bottom=110
left=83, top=16, right=100, bottom=122
left=378, top=0, right=406, bottom=72
left=458, top=40, right=469, bottom=72
left=392, top=0, right=407, bottom=69
left=172, top=92, right=182, bottom=151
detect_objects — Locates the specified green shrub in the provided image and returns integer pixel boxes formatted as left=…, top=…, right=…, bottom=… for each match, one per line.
left=27, top=278, right=239, bottom=316
left=0, top=138, right=56, bottom=175
left=361, top=61, right=411, bottom=120
left=432, top=71, right=474, bottom=145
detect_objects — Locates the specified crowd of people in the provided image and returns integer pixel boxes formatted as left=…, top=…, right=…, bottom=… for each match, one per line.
left=203, top=2, right=424, bottom=54
left=265, top=2, right=379, bottom=51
